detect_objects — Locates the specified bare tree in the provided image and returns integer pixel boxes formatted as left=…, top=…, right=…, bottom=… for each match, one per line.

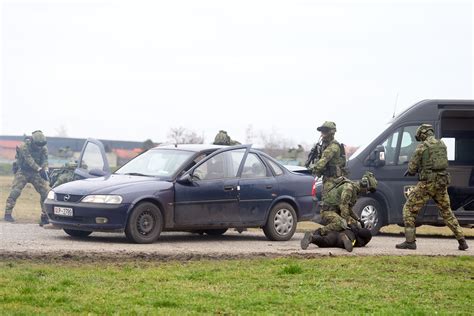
left=55, top=125, right=68, bottom=137
left=245, top=124, right=256, bottom=144
left=167, top=127, right=204, bottom=144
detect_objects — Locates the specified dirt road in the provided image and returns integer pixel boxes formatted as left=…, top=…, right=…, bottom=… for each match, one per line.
left=0, top=222, right=471, bottom=260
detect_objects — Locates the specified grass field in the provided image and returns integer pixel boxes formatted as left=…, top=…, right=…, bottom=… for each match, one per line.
left=0, top=256, right=473, bottom=314
left=1, top=175, right=473, bottom=237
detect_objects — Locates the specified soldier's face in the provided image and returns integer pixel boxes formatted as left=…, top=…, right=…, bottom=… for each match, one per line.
left=320, top=129, right=330, bottom=139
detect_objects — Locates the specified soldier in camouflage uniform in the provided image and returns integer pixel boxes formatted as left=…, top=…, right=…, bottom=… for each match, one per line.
left=310, top=121, right=347, bottom=197
left=4, top=131, right=50, bottom=225
left=301, top=171, right=377, bottom=250
left=396, top=124, right=468, bottom=251
left=50, top=162, right=78, bottom=188
left=213, top=130, right=241, bottom=146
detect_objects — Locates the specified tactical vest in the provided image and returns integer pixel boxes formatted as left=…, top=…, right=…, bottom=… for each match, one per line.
left=322, top=177, right=354, bottom=208
left=419, top=137, right=448, bottom=181
left=319, top=140, right=347, bottom=177
left=16, top=141, right=46, bottom=173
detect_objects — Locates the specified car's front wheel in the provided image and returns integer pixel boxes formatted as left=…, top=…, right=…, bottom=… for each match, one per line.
left=125, top=202, right=163, bottom=244
left=63, top=229, right=92, bottom=238
left=263, top=202, right=297, bottom=241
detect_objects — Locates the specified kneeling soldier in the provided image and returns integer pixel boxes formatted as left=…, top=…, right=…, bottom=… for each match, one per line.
left=301, top=172, right=377, bottom=249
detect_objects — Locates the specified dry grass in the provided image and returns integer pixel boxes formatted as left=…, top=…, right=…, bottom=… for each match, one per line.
left=0, top=176, right=45, bottom=223
left=1, top=175, right=473, bottom=236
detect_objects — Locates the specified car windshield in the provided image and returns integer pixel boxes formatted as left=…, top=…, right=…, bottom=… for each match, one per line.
left=115, top=149, right=194, bottom=177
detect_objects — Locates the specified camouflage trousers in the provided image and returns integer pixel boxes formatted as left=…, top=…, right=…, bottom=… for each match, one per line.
left=5, top=171, right=49, bottom=215
left=320, top=210, right=348, bottom=235
left=403, top=180, right=464, bottom=240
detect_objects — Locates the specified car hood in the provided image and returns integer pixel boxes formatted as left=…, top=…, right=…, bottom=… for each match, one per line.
left=53, top=174, right=170, bottom=195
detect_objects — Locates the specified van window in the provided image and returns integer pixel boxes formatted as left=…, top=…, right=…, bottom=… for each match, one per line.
left=397, top=126, right=418, bottom=165
left=380, top=129, right=400, bottom=165
left=441, top=138, right=455, bottom=161
left=440, top=109, right=474, bottom=165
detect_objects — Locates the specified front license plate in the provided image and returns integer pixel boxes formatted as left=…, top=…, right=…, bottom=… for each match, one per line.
left=54, top=206, right=73, bottom=217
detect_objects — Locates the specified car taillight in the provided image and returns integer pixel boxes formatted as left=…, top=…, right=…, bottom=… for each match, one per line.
left=311, top=178, right=317, bottom=197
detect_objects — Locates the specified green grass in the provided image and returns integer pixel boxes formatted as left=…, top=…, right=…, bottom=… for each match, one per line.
left=0, top=256, right=472, bottom=314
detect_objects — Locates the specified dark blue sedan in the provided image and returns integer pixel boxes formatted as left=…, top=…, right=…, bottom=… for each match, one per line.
left=44, top=140, right=316, bottom=243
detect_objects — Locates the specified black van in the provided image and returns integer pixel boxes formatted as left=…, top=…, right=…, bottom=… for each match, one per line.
left=315, top=99, right=474, bottom=235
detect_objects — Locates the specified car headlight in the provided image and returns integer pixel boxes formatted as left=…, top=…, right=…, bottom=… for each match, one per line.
left=47, top=190, right=55, bottom=200
left=81, top=195, right=123, bottom=204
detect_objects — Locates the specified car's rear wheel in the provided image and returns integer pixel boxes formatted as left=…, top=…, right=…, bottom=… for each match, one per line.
left=63, top=229, right=92, bottom=238
left=353, top=197, right=385, bottom=235
left=263, top=202, right=297, bottom=241
left=125, top=202, right=163, bottom=244
left=204, top=228, right=228, bottom=236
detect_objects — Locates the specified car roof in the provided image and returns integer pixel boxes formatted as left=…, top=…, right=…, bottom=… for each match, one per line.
left=152, top=144, right=226, bottom=152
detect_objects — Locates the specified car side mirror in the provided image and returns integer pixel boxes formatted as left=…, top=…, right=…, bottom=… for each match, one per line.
left=373, top=145, right=386, bottom=167
left=366, top=145, right=385, bottom=167
left=177, top=173, right=193, bottom=184
left=89, top=169, right=107, bottom=177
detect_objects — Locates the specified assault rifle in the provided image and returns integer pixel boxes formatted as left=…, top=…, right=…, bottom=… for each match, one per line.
left=305, top=138, right=323, bottom=168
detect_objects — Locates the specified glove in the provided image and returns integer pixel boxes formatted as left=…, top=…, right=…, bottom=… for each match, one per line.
left=357, top=219, right=365, bottom=228
left=403, top=170, right=414, bottom=177
left=39, top=168, right=50, bottom=182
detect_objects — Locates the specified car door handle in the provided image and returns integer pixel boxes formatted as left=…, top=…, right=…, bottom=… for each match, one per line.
left=266, top=185, right=273, bottom=189
left=224, top=185, right=234, bottom=191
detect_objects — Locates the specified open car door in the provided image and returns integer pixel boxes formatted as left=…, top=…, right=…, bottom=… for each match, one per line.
left=74, top=138, right=111, bottom=179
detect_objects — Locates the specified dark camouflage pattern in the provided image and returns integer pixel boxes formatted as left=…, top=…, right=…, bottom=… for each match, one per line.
left=16, top=139, right=48, bottom=173
left=50, top=162, right=78, bottom=188
left=402, top=128, right=464, bottom=241
left=51, top=170, right=75, bottom=188
left=213, top=130, right=240, bottom=146
left=5, top=172, right=49, bottom=215
left=4, top=136, right=49, bottom=217
left=320, top=210, right=348, bottom=234
left=323, top=180, right=360, bottom=220
left=403, top=175, right=464, bottom=240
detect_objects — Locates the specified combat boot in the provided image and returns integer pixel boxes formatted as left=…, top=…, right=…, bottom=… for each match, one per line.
left=300, top=232, right=313, bottom=250
left=39, top=214, right=49, bottom=227
left=396, top=227, right=417, bottom=250
left=4, top=213, right=15, bottom=222
left=458, top=238, right=469, bottom=251
left=340, top=233, right=353, bottom=252
left=395, top=241, right=417, bottom=250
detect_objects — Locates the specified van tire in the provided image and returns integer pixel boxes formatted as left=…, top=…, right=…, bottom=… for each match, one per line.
left=353, top=197, right=385, bottom=235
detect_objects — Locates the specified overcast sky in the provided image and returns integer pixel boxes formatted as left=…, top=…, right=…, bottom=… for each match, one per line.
left=0, top=0, right=472, bottom=148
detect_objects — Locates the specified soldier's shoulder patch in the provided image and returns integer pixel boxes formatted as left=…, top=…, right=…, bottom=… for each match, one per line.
left=403, top=185, right=416, bottom=199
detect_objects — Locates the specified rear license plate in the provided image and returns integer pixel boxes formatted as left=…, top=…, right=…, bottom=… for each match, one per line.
left=54, top=206, right=73, bottom=217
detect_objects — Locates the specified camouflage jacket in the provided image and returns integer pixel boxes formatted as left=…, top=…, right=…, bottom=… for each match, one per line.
left=313, top=139, right=342, bottom=177
left=16, top=139, right=48, bottom=173
left=323, top=179, right=360, bottom=222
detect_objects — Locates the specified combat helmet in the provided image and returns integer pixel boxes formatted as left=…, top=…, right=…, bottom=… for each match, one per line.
left=415, top=124, right=434, bottom=141
left=213, top=130, right=231, bottom=145
left=31, top=130, right=47, bottom=147
left=317, top=121, right=337, bottom=132
left=360, top=171, right=377, bottom=193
